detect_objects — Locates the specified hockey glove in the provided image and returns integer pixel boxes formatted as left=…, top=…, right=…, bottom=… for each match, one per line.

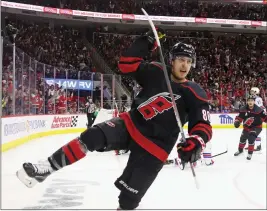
left=177, top=135, right=205, bottom=163
left=234, top=120, right=241, bottom=128
left=146, top=27, right=166, bottom=51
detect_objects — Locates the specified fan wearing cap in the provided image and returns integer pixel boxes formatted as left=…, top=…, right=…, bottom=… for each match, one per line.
left=233, top=94, right=267, bottom=160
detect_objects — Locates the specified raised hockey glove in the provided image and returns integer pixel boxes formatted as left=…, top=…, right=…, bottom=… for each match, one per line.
left=234, top=119, right=241, bottom=128
left=146, top=27, right=166, bottom=51
left=177, top=135, right=205, bottom=163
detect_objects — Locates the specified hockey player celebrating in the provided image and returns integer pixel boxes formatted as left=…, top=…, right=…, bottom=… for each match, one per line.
left=249, top=87, right=265, bottom=151
left=234, top=94, right=267, bottom=160
left=16, top=29, right=212, bottom=210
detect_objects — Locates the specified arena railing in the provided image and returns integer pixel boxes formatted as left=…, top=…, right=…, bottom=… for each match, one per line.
left=0, top=37, right=126, bottom=116
left=83, top=39, right=131, bottom=100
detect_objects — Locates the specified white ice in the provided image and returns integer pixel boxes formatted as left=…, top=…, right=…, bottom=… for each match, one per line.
left=1, top=129, right=266, bottom=210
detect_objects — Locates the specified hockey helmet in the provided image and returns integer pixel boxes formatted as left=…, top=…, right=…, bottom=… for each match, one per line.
left=169, top=42, right=196, bottom=68
left=247, top=94, right=256, bottom=101
left=250, top=87, right=260, bottom=95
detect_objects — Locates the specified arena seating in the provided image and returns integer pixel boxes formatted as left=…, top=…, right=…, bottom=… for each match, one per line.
left=9, top=0, right=266, bottom=21
left=93, top=31, right=267, bottom=113
left=2, top=2, right=267, bottom=115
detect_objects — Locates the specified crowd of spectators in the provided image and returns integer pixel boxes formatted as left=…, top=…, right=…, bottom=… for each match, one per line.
left=1, top=1, right=267, bottom=116
left=93, top=31, right=267, bottom=113
left=1, top=19, right=109, bottom=116
left=9, top=0, right=267, bottom=21
left=5, top=19, right=92, bottom=70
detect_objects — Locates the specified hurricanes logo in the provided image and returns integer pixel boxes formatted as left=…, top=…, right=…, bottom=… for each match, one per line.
left=137, top=92, right=181, bottom=120
left=244, top=117, right=254, bottom=127
left=105, top=121, right=115, bottom=127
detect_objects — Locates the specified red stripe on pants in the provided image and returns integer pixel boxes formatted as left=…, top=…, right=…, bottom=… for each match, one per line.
left=119, top=112, right=168, bottom=162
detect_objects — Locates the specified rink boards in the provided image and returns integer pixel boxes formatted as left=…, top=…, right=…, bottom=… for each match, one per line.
left=1, top=109, right=266, bottom=152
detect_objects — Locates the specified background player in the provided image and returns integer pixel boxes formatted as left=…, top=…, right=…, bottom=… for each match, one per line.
left=234, top=94, right=267, bottom=160
left=249, top=87, right=265, bottom=151
left=16, top=29, right=212, bottom=210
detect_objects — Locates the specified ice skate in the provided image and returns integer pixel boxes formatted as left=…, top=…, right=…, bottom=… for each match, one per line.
left=247, top=154, right=252, bottom=160
left=205, top=159, right=214, bottom=166
left=255, top=144, right=261, bottom=151
left=16, top=160, right=54, bottom=188
left=234, top=149, right=243, bottom=156
left=116, top=149, right=129, bottom=155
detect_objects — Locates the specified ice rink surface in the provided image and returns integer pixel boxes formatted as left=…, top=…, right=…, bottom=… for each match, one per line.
left=1, top=129, right=266, bottom=210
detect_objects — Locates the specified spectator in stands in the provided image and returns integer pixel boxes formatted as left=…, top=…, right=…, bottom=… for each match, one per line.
left=2, top=7, right=267, bottom=115
left=60, top=0, right=267, bottom=21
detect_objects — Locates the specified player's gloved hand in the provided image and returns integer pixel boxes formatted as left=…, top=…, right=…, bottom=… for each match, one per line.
left=177, top=135, right=205, bottom=163
left=234, top=120, right=240, bottom=128
left=146, top=27, right=166, bottom=51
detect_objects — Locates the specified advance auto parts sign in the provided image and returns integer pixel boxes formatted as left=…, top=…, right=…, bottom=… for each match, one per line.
left=51, top=116, right=78, bottom=129
left=4, top=119, right=46, bottom=137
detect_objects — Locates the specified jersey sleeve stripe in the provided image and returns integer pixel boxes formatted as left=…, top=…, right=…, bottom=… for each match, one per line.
left=189, top=123, right=212, bottom=141
left=118, top=62, right=141, bottom=73
left=119, top=56, right=143, bottom=63
left=190, top=126, right=212, bottom=141
left=118, top=56, right=143, bottom=73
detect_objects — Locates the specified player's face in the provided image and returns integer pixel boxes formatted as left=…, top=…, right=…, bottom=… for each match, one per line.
left=171, top=56, right=192, bottom=82
left=247, top=99, right=255, bottom=107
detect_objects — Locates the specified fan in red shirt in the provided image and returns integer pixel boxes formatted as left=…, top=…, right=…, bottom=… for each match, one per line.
left=58, top=91, right=67, bottom=114
left=47, top=98, right=54, bottom=114
left=31, top=90, right=41, bottom=114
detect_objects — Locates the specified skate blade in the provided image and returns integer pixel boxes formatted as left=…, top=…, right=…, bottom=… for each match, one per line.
left=16, top=168, right=38, bottom=188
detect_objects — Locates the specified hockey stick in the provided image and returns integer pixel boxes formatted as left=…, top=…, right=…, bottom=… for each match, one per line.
left=113, top=97, right=121, bottom=155
left=164, top=148, right=228, bottom=165
left=211, top=150, right=228, bottom=158
left=165, top=150, right=228, bottom=165
left=141, top=8, right=199, bottom=189
left=113, top=97, right=119, bottom=114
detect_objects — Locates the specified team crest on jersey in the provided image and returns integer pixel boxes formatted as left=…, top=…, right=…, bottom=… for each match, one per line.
left=244, top=117, right=254, bottom=127
left=105, top=121, right=115, bottom=127
left=137, top=92, right=181, bottom=120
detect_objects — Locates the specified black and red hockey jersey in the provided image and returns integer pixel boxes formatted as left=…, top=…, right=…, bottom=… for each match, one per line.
left=235, top=104, right=267, bottom=131
left=118, top=35, right=212, bottom=162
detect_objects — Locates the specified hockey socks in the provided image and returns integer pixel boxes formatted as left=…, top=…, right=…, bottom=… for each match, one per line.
left=48, top=138, right=88, bottom=170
